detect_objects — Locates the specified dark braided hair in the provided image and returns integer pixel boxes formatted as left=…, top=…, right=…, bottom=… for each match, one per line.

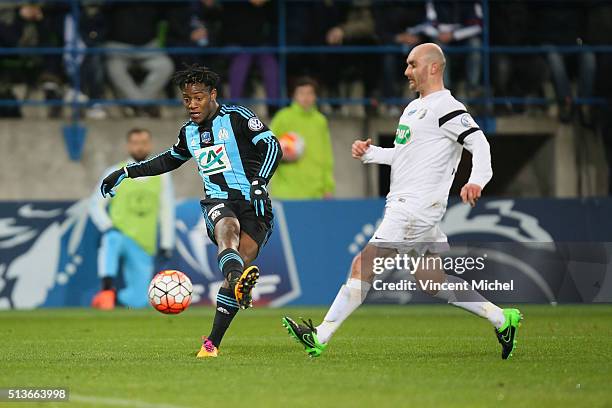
left=173, top=64, right=220, bottom=92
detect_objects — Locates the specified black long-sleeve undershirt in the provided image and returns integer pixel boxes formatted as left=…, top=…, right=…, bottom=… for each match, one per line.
left=125, top=150, right=187, bottom=178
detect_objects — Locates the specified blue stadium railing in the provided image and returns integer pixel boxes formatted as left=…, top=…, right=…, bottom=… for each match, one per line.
left=0, top=0, right=609, bottom=159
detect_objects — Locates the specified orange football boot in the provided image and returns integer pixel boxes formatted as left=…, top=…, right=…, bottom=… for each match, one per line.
left=91, top=289, right=116, bottom=310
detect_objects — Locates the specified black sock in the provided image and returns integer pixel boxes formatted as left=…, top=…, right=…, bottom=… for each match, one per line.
left=101, top=277, right=114, bottom=290
left=208, top=287, right=240, bottom=347
left=217, top=248, right=244, bottom=281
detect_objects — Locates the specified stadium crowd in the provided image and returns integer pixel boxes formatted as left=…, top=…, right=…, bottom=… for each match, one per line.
left=0, top=0, right=610, bottom=125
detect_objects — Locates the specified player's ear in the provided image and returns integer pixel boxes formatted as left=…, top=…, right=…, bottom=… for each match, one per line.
left=210, top=87, right=218, bottom=101
left=430, top=62, right=438, bottom=75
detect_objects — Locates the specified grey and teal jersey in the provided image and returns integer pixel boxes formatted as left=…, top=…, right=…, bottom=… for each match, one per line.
left=126, top=104, right=282, bottom=201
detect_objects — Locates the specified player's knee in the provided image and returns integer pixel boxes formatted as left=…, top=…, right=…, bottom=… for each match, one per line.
left=415, top=266, right=446, bottom=296
left=349, top=253, right=362, bottom=279
left=215, top=218, right=240, bottom=250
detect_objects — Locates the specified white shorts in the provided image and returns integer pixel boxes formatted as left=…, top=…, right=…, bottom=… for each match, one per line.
left=369, top=199, right=449, bottom=255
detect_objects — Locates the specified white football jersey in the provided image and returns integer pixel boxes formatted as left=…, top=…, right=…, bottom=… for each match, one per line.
left=363, top=89, right=492, bottom=216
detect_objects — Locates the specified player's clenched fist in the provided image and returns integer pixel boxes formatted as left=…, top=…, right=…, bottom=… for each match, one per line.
left=352, top=138, right=371, bottom=159
left=460, top=183, right=482, bottom=207
left=100, top=168, right=128, bottom=198
left=250, top=178, right=269, bottom=217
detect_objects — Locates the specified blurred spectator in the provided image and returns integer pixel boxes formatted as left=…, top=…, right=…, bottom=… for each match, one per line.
left=221, top=0, right=279, bottom=116
left=105, top=2, right=174, bottom=117
left=322, top=0, right=378, bottom=113
left=90, top=128, right=175, bottom=309
left=407, top=1, right=483, bottom=94
left=0, top=3, right=65, bottom=118
left=530, top=1, right=595, bottom=123
left=285, top=1, right=343, bottom=86
left=166, top=0, right=223, bottom=73
left=269, top=77, right=335, bottom=199
left=63, top=2, right=107, bottom=119
left=374, top=2, right=426, bottom=113
left=588, top=1, right=612, bottom=193
left=489, top=0, right=547, bottom=114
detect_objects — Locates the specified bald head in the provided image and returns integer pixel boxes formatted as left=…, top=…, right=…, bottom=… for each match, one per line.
left=413, top=43, right=446, bottom=72
left=405, top=42, right=447, bottom=96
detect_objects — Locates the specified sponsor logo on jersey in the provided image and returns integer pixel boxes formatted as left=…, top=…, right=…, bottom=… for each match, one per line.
left=395, top=124, right=411, bottom=144
left=248, top=117, right=264, bottom=131
left=406, top=108, right=417, bottom=116
left=218, top=128, right=229, bottom=141
left=195, top=145, right=233, bottom=176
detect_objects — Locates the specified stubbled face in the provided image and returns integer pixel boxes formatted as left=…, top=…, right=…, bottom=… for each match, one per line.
left=182, top=83, right=218, bottom=124
left=404, top=49, right=429, bottom=93
left=293, top=84, right=317, bottom=110
left=127, top=131, right=152, bottom=162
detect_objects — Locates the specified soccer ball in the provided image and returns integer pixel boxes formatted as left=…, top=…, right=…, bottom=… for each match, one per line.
left=279, top=132, right=305, bottom=162
left=148, top=270, right=193, bottom=314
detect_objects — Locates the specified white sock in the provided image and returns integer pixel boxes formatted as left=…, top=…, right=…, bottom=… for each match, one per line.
left=316, top=278, right=371, bottom=344
left=434, top=275, right=506, bottom=329
left=451, top=301, right=506, bottom=329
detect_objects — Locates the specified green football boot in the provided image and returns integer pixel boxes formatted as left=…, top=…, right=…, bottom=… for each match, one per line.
left=495, top=308, right=523, bottom=360
left=282, top=317, right=327, bottom=357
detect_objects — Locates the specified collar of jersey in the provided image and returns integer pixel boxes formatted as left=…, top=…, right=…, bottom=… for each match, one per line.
left=420, top=89, right=450, bottom=101
left=290, top=102, right=317, bottom=115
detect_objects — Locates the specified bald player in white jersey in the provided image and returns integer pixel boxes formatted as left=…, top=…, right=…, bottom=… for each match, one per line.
left=283, top=43, right=523, bottom=360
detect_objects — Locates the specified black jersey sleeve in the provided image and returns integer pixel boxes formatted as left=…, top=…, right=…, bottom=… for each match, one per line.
left=126, top=127, right=191, bottom=178
left=171, top=126, right=193, bottom=160
left=126, top=150, right=187, bottom=178
left=230, top=110, right=283, bottom=183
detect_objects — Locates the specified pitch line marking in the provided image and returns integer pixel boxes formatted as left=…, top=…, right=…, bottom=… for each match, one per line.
left=71, top=394, right=193, bottom=408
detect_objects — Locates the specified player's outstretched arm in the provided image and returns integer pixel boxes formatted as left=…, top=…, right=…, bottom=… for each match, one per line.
left=353, top=138, right=395, bottom=165
left=100, top=149, right=188, bottom=198
left=461, top=130, right=492, bottom=207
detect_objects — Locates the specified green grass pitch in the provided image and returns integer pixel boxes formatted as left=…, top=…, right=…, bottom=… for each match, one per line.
left=1, top=305, right=611, bottom=408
